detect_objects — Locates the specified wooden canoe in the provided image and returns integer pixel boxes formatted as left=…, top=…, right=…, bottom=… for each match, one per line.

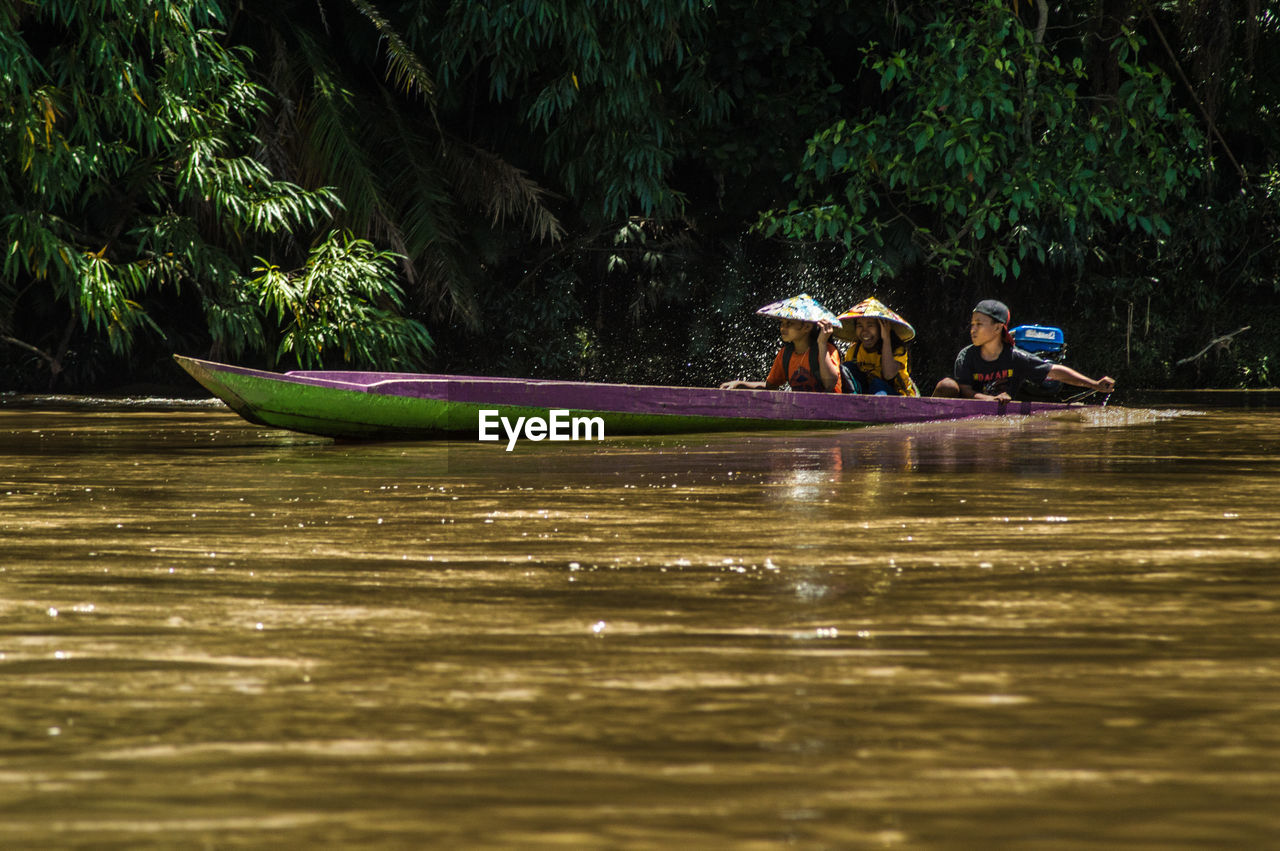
left=174, top=355, right=1079, bottom=441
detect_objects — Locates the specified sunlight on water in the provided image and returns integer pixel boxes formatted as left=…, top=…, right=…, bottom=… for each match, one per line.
left=1, top=403, right=1278, bottom=847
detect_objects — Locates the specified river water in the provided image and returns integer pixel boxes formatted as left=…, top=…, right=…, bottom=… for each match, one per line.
left=1, top=398, right=1277, bottom=849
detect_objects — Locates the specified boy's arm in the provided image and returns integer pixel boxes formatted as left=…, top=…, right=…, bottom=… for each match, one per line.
left=1047, top=364, right=1116, bottom=393
left=722, top=349, right=789, bottom=390
left=817, top=347, right=839, bottom=391
left=879, top=320, right=900, bottom=380
left=969, top=385, right=1008, bottom=401
left=816, top=321, right=839, bottom=390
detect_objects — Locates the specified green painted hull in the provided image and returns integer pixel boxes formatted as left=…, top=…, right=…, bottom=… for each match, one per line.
left=177, top=357, right=853, bottom=439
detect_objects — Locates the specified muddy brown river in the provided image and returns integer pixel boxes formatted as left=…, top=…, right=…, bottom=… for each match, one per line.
left=1, top=399, right=1277, bottom=848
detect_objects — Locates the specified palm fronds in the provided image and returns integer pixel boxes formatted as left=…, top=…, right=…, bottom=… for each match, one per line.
left=346, top=0, right=438, bottom=109
left=439, top=138, right=565, bottom=243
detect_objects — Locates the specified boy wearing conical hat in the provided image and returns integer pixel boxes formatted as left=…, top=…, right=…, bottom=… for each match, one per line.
left=933, top=299, right=1116, bottom=400
left=720, top=294, right=844, bottom=393
left=834, top=297, right=919, bottom=396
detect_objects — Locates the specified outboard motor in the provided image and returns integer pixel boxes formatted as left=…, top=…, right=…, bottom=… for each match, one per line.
left=1011, top=324, right=1066, bottom=399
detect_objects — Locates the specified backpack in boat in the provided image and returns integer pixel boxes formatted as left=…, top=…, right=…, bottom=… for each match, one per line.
left=779, top=342, right=863, bottom=394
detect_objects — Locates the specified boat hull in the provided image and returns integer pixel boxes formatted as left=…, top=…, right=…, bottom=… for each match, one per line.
left=174, top=355, right=1076, bottom=441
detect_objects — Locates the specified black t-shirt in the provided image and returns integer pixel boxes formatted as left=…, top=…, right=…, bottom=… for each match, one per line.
left=953, top=344, right=1053, bottom=398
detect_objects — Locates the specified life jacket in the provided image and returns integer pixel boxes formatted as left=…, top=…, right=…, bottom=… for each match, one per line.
left=779, top=342, right=862, bottom=394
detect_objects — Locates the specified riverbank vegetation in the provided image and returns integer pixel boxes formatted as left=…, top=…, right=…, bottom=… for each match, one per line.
left=3, top=0, right=1276, bottom=392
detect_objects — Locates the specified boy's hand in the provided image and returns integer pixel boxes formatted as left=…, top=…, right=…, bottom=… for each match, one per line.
left=816, top=319, right=835, bottom=342
left=1094, top=376, right=1116, bottom=392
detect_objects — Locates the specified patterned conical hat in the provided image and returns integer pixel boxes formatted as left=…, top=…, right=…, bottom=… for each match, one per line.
left=754, top=293, right=842, bottom=328
left=834, top=296, right=915, bottom=343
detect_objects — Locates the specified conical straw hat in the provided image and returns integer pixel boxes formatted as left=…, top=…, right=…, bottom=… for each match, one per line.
left=834, top=296, right=915, bottom=343
left=754, top=293, right=842, bottom=328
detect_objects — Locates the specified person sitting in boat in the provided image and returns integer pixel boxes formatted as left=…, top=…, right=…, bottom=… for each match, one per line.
left=834, top=297, right=919, bottom=396
left=720, top=293, right=843, bottom=393
left=932, top=299, right=1116, bottom=401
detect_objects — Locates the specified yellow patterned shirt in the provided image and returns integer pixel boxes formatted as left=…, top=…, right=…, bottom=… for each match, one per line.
left=845, top=343, right=919, bottom=397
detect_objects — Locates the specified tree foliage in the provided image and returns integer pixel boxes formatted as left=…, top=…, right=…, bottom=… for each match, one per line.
left=2, top=0, right=1277, bottom=392
left=231, top=0, right=568, bottom=329
left=758, top=0, right=1206, bottom=282
left=250, top=230, right=432, bottom=368
left=0, top=0, right=432, bottom=386
left=419, top=0, right=731, bottom=222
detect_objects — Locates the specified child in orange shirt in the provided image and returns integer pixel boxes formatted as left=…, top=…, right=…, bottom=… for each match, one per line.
left=720, top=294, right=843, bottom=392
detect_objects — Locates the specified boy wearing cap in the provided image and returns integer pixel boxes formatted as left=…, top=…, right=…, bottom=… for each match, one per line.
left=932, top=300, right=1116, bottom=401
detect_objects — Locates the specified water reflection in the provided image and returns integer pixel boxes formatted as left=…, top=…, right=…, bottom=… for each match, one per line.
left=0, top=401, right=1278, bottom=848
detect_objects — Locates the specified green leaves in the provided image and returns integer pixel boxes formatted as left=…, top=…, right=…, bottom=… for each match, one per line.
left=758, top=0, right=1206, bottom=283
left=431, top=0, right=727, bottom=221
left=1, top=0, right=428, bottom=376
left=249, top=231, right=433, bottom=369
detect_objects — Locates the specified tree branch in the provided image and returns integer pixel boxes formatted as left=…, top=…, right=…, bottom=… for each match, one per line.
left=2, top=335, right=55, bottom=365
left=1034, top=0, right=1049, bottom=45
left=1175, top=325, right=1251, bottom=367
left=1141, top=2, right=1247, bottom=183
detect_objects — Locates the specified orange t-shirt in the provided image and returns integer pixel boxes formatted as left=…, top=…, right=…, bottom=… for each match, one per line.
left=766, top=343, right=842, bottom=392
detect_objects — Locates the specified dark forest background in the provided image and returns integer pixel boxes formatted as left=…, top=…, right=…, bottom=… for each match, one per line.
left=3, top=0, right=1277, bottom=395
